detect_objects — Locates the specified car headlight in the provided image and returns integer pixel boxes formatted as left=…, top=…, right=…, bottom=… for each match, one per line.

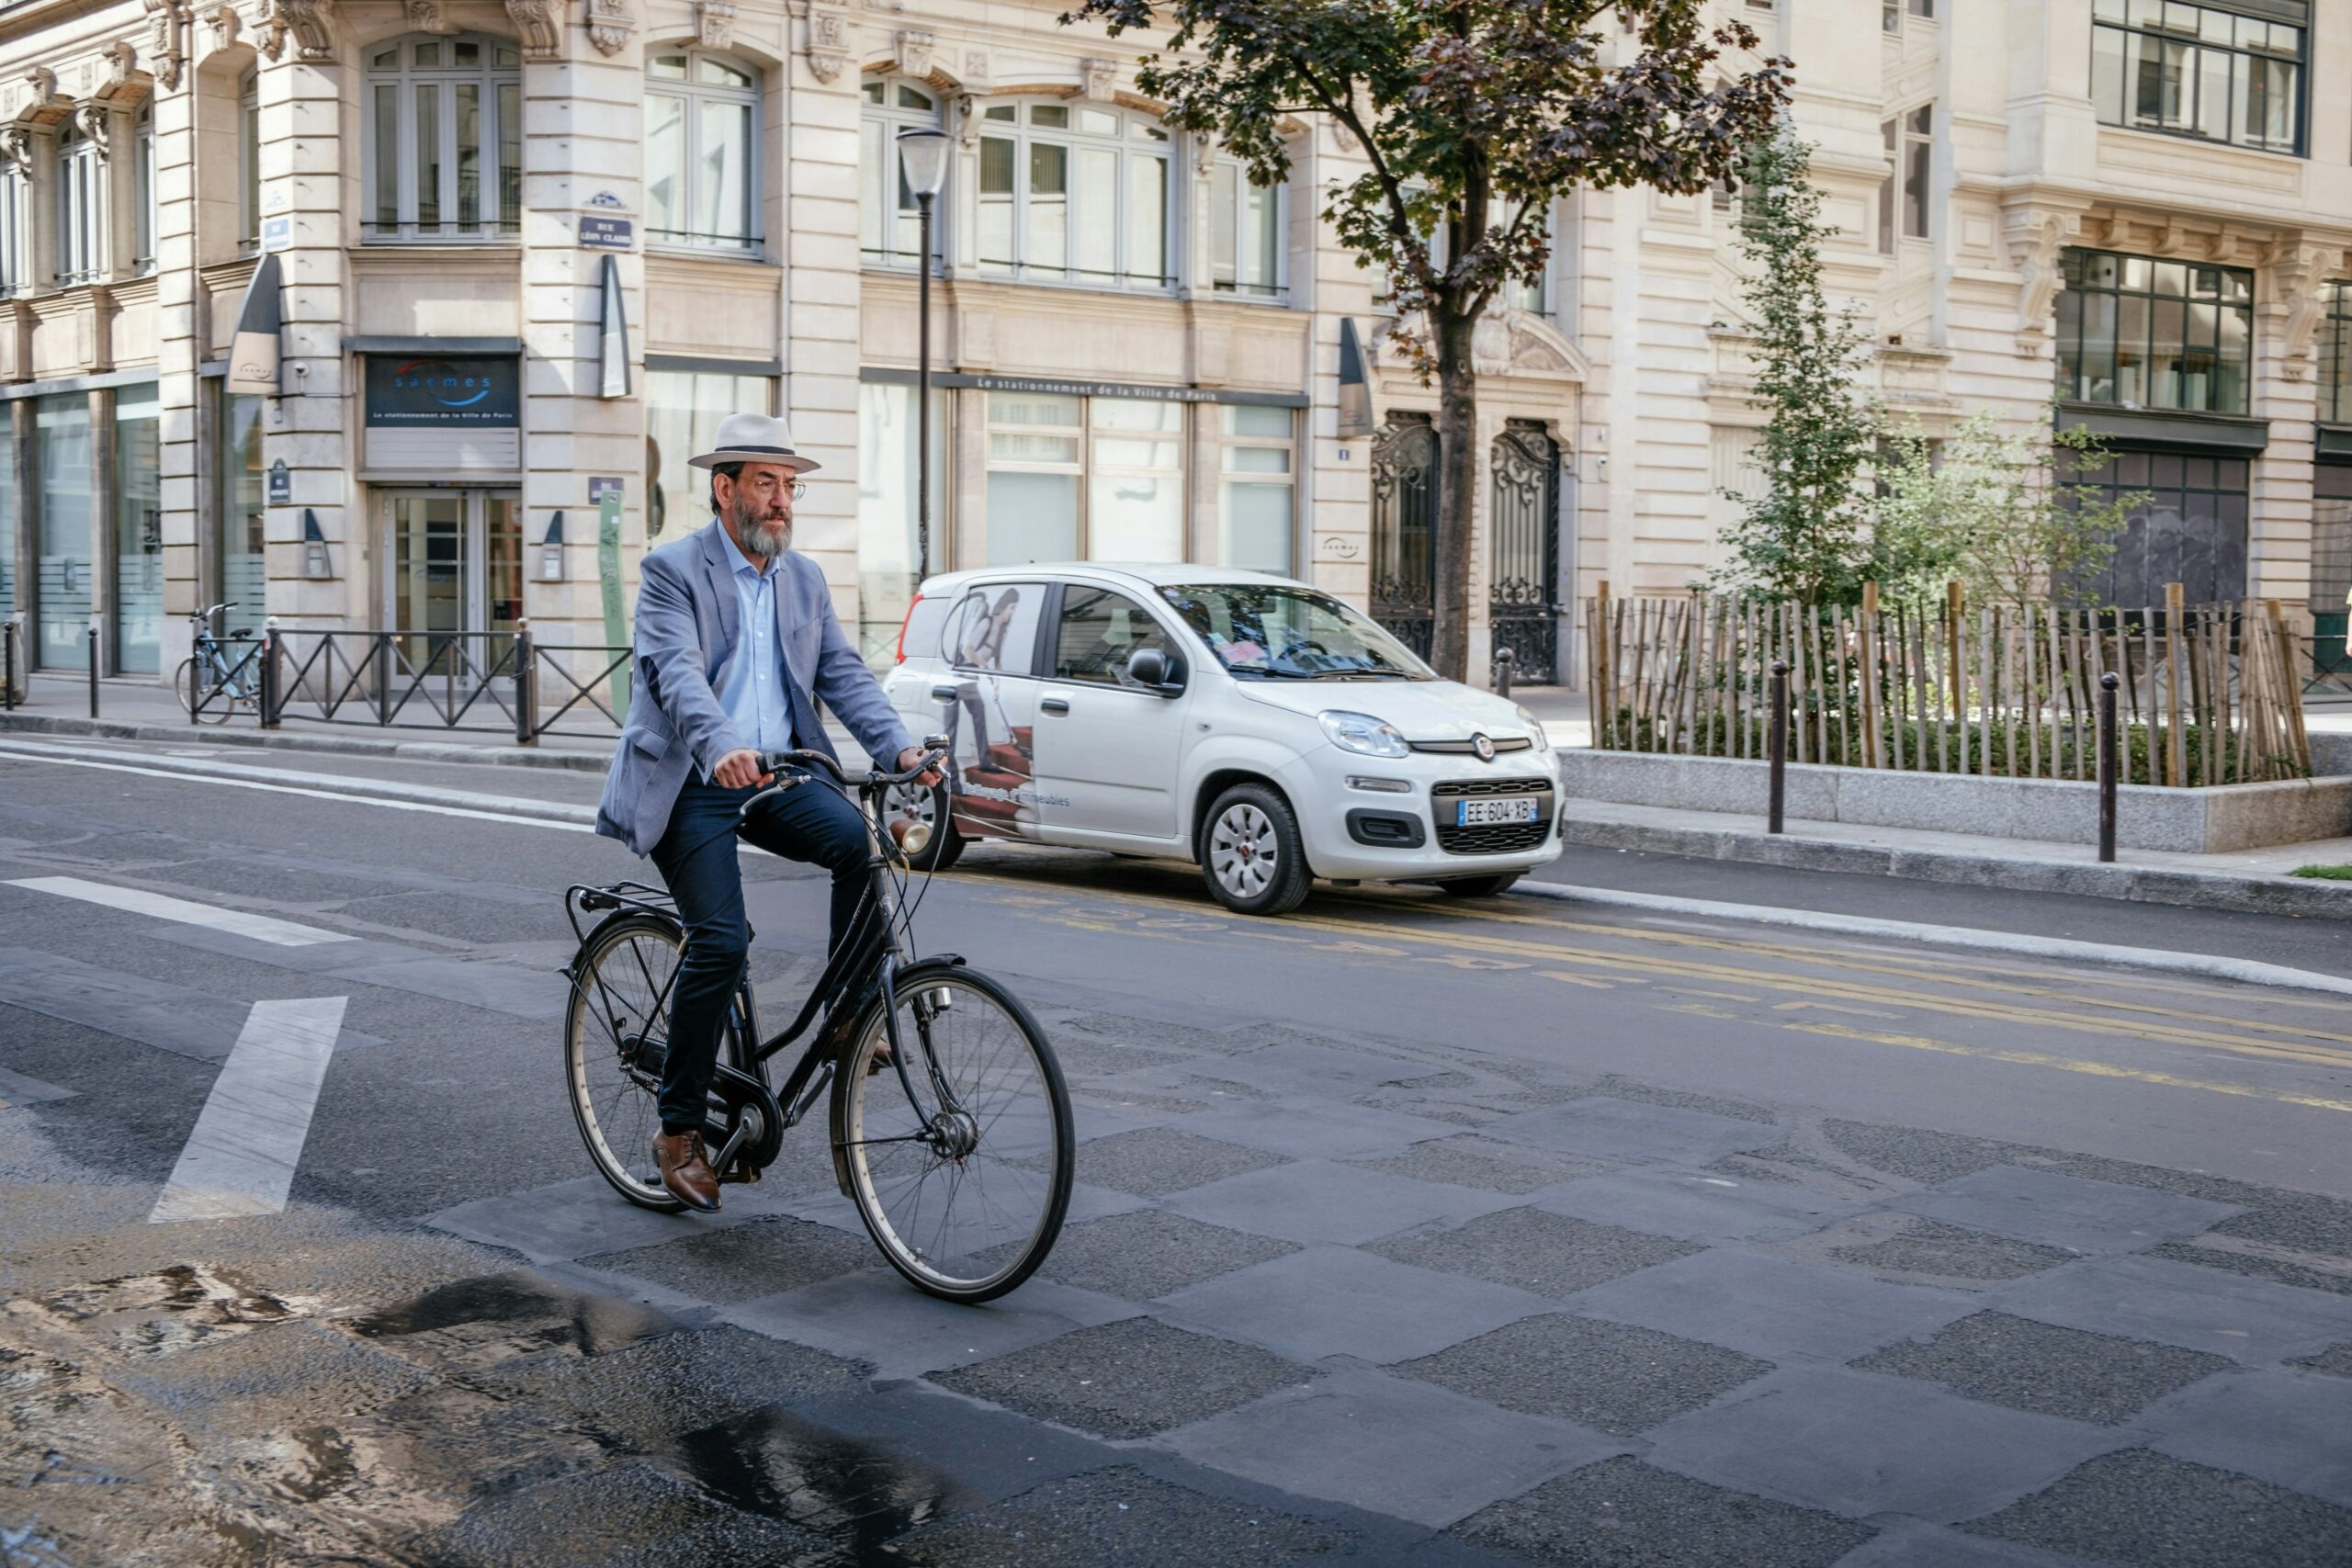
left=1516, top=705, right=1552, bottom=753
left=1318, top=709, right=1410, bottom=759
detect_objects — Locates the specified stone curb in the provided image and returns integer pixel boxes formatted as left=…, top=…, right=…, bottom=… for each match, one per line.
left=0, top=710, right=615, bottom=772
left=1555, top=812, right=2352, bottom=923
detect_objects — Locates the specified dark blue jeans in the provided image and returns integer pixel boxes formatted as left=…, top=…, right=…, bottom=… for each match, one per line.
left=648, top=774, right=869, bottom=1135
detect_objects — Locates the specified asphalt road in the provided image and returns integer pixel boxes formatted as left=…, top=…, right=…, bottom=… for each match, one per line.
left=3, top=733, right=2348, bottom=1567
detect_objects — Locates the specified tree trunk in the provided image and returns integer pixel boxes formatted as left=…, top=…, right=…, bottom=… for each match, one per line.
left=1430, top=307, right=1478, bottom=682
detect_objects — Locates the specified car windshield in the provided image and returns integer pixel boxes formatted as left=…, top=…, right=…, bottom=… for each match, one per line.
left=1159, top=582, right=1435, bottom=681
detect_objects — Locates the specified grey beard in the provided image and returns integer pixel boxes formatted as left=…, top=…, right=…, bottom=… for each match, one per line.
left=735, top=510, right=791, bottom=559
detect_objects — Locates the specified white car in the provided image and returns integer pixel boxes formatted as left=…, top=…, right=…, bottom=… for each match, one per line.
left=877, top=563, right=1563, bottom=916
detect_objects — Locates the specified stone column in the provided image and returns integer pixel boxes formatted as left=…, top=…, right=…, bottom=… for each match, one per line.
left=780, top=15, right=862, bottom=623
left=1305, top=119, right=1370, bottom=609
left=153, top=58, right=202, bottom=674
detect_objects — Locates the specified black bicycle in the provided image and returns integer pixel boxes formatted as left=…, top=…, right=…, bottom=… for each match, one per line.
left=560, top=740, right=1073, bottom=1303
left=175, top=602, right=263, bottom=723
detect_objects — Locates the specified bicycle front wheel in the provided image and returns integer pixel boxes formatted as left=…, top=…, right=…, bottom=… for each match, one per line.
left=835, top=967, right=1072, bottom=1303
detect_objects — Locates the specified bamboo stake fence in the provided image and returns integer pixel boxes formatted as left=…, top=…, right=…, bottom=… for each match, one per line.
left=1583, top=581, right=2311, bottom=786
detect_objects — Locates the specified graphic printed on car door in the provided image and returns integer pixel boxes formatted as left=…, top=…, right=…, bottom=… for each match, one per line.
left=1031, top=584, right=1188, bottom=843
left=927, top=583, right=1047, bottom=841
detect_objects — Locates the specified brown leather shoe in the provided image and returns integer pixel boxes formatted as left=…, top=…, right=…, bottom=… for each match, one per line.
left=654, top=1130, right=720, bottom=1212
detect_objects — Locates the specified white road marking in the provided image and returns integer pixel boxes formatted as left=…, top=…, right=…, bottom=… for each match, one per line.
left=150, top=996, right=347, bottom=1223
left=6, top=874, right=356, bottom=947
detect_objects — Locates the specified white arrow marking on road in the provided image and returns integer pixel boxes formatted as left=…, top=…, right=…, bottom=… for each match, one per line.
left=6, top=874, right=357, bottom=947
left=151, top=997, right=348, bottom=1224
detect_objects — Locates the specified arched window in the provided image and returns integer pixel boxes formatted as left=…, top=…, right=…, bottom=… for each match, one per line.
left=645, top=50, right=760, bottom=252
left=975, top=98, right=1171, bottom=292
left=362, top=35, right=521, bottom=243
left=238, top=66, right=259, bottom=254
left=860, top=76, right=941, bottom=268
left=54, top=117, right=101, bottom=284
left=1206, top=156, right=1283, bottom=300
left=132, top=100, right=156, bottom=273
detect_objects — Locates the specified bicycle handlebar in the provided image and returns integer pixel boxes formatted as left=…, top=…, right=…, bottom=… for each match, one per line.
left=758, top=740, right=947, bottom=791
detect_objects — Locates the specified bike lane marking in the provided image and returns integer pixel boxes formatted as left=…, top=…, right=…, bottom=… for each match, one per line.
left=6, top=874, right=356, bottom=948
left=150, top=996, right=348, bottom=1223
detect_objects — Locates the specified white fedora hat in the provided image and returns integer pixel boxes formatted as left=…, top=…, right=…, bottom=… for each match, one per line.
left=686, top=411, right=822, bottom=474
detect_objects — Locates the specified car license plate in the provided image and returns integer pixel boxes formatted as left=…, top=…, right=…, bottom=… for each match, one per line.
left=1456, top=796, right=1539, bottom=827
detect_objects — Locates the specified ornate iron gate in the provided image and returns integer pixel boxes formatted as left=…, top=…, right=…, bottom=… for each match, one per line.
left=1488, top=421, right=1562, bottom=682
left=1371, top=412, right=1437, bottom=659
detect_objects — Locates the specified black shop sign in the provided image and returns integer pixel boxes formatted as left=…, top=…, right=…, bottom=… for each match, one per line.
left=364, top=355, right=521, bottom=429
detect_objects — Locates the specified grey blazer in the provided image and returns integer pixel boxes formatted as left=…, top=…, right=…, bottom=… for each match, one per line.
left=594, top=520, right=916, bottom=856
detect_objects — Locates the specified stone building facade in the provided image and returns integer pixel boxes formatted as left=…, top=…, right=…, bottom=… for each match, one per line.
left=0, top=0, right=2343, bottom=696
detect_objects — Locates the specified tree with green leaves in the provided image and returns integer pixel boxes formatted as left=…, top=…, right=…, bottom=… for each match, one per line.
left=1060, top=0, right=1790, bottom=680
left=1710, top=128, right=1879, bottom=606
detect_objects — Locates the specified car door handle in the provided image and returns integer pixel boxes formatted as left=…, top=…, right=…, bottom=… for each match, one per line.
left=931, top=683, right=959, bottom=700
left=1040, top=696, right=1071, bottom=716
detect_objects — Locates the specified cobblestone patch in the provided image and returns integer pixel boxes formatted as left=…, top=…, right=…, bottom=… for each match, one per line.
left=1451, top=1455, right=1871, bottom=1568
left=580, top=1217, right=879, bottom=1304
left=2288, top=1341, right=2352, bottom=1378
left=1589, top=1077, right=1781, bottom=1125
left=427, top=1458, right=834, bottom=1566
left=2147, top=1240, right=2352, bottom=1299
left=473, top=1324, right=869, bottom=1447
left=1958, top=1449, right=2352, bottom=1568
left=1368, top=1208, right=1699, bottom=1296
left=1038, top=1209, right=1300, bottom=1301
left=930, top=1318, right=1316, bottom=1440
left=1066, top=1127, right=1289, bottom=1199
left=887, top=1466, right=1351, bottom=1567
left=1350, top=1134, right=1610, bottom=1195
left=1396, top=1314, right=1771, bottom=1437
left=1849, top=1312, right=2232, bottom=1425
left=1829, top=1217, right=2081, bottom=1284
left=1044, top=1033, right=1198, bottom=1080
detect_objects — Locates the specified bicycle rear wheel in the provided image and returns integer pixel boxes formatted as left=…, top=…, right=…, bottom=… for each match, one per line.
left=176, top=656, right=231, bottom=724
left=564, top=912, right=717, bottom=1212
left=834, top=967, right=1072, bottom=1303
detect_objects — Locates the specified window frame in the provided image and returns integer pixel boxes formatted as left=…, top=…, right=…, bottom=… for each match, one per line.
left=54, top=118, right=103, bottom=286
left=859, top=76, right=944, bottom=271
left=973, top=97, right=1176, bottom=295
left=1216, top=403, right=1297, bottom=574
left=2321, top=280, right=2352, bottom=426
left=2053, top=246, right=2256, bottom=416
left=1205, top=154, right=1287, bottom=303
left=1372, top=190, right=1553, bottom=316
left=1878, top=103, right=1934, bottom=254
left=2089, top=0, right=2306, bottom=158
left=982, top=389, right=1193, bottom=563
left=360, top=33, right=524, bottom=245
left=643, top=48, right=763, bottom=255
left=132, top=99, right=155, bottom=275
left=1883, top=0, right=1935, bottom=33
left=238, top=65, right=260, bottom=256
left=0, top=155, right=26, bottom=297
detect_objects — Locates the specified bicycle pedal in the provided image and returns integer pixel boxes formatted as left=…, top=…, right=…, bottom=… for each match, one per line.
left=720, top=1163, right=762, bottom=1185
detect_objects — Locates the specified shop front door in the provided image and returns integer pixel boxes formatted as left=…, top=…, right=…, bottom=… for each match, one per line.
left=383, top=490, right=523, bottom=669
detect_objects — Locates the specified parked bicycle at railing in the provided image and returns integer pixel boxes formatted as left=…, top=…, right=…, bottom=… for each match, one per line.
left=176, top=603, right=264, bottom=723
left=560, top=739, right=1073, bottom=1303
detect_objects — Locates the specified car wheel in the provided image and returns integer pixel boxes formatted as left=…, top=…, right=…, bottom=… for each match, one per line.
left=1438, top=872, right=1521, bottom=898
left=1200, top=784, right=1310, bottom=917
left=888, top=781, right=966, bottom=873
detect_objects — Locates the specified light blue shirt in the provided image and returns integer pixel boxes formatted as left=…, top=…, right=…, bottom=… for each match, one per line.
left=714, top=530, right=796, bottom=772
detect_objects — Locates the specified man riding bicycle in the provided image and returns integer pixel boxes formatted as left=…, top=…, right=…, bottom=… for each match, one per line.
left=594, top=412, right=939, bottom=1213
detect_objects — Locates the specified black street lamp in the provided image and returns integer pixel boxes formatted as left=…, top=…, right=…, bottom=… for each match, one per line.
left=895, top=127, right=953, bottom=582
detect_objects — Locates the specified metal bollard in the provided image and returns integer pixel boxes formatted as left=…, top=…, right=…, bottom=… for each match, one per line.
left=514, top=620, right=537, bottom=747
left=87, top=624, right=99, bottom=719
left=2, top=620, right=16, bottom=711
left=260, top=618, right=282, bottom=729
left=1493, top=646, right=1514, bottom=700
left=2097, top=671, right=2120, bottom=863
left=1767, top=658, right=1789, bottom=835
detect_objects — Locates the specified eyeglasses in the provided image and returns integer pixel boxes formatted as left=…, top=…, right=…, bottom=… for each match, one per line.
left=786, top=480, right=808, bottom=500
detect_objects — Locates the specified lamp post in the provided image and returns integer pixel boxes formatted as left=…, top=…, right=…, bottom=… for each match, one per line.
left=895, top=127, right=953, bottom=582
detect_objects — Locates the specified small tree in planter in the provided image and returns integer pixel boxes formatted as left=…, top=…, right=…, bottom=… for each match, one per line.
left=1059, top=0, right=1791, bottom=680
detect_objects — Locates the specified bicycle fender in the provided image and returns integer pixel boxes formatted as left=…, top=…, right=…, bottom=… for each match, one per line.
left=826, top=955, right=969, bottom=1198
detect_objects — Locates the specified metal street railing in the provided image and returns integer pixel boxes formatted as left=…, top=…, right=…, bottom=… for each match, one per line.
left=266, top=626, right=628, bottom=745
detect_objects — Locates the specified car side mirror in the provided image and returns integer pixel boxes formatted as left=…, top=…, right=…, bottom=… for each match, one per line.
left=1125, top=646, right=1182, bottom=694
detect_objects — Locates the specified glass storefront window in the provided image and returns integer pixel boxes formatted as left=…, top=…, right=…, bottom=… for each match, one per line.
left=1219, top=404, right=1295, bottom=574
left=2069, top=449, right=2248, bottom=606
left=219, top=390, right=267, bottom=617
left=114, top=385, right=161, bottom=671
left=644, top=368, right=773, bottom=542
left=34, top=393, right=91, bottom=668
left=2053, top=248, right=2254, bottom=415
left=985, top=391, right=1081, bottom=564
left=1088, top=398, right=1182, bottom=561
left=2322, top=282, right=2352, bottom=426
left=855, top=380, right=947, bottom=665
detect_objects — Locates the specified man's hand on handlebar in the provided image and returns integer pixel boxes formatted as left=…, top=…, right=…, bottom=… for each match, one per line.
left=896, top=746, right=944, bottom=789
left=713, top=748, right=770, bottom=790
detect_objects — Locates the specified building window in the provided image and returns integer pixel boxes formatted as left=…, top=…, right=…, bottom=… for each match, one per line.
left=238, top=66, right=260, bottom=254
left=2091, top=0, right=2303, bottom=156
left=1374, top=193, right=1550, bottom=314
left=2322, top=282, right=2352, bottom=426
left=55, top=118, right=102, bottom=285
left=856, top=379, right=949, bottom=664
left=984, top=390, right=1187, bottom=563
left=1219, top=405, right=1295, bottom=574
left=645, top=51, right=760, bottom=253
left=1878, top=105, right=1932, bottom=254
left=2054, top=248, right=2253, bottom=415
left=976, top=100, right=1172, bottom=292
left=1883, top=0, right=1934, bottom=31
left=2312, top=465, right=2352, bottom=621
left=2072, top=451, right=2248, bottom=604
left=0, top=159, right=26, bottom=296
left=644, top=367, right=772, bottom=542
left=1207, top=158, right=1284, bottom=300
left=362, top=35, right=522, bottom=243
left=132, top=101, right=155, bottom=274
left=114, top=384, right=161, bottom=671
left=34, top=392, right=92, bottom=669
left=860, top=78, right=943, bottom=270
left=216, top=388, right=267, bottom=616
